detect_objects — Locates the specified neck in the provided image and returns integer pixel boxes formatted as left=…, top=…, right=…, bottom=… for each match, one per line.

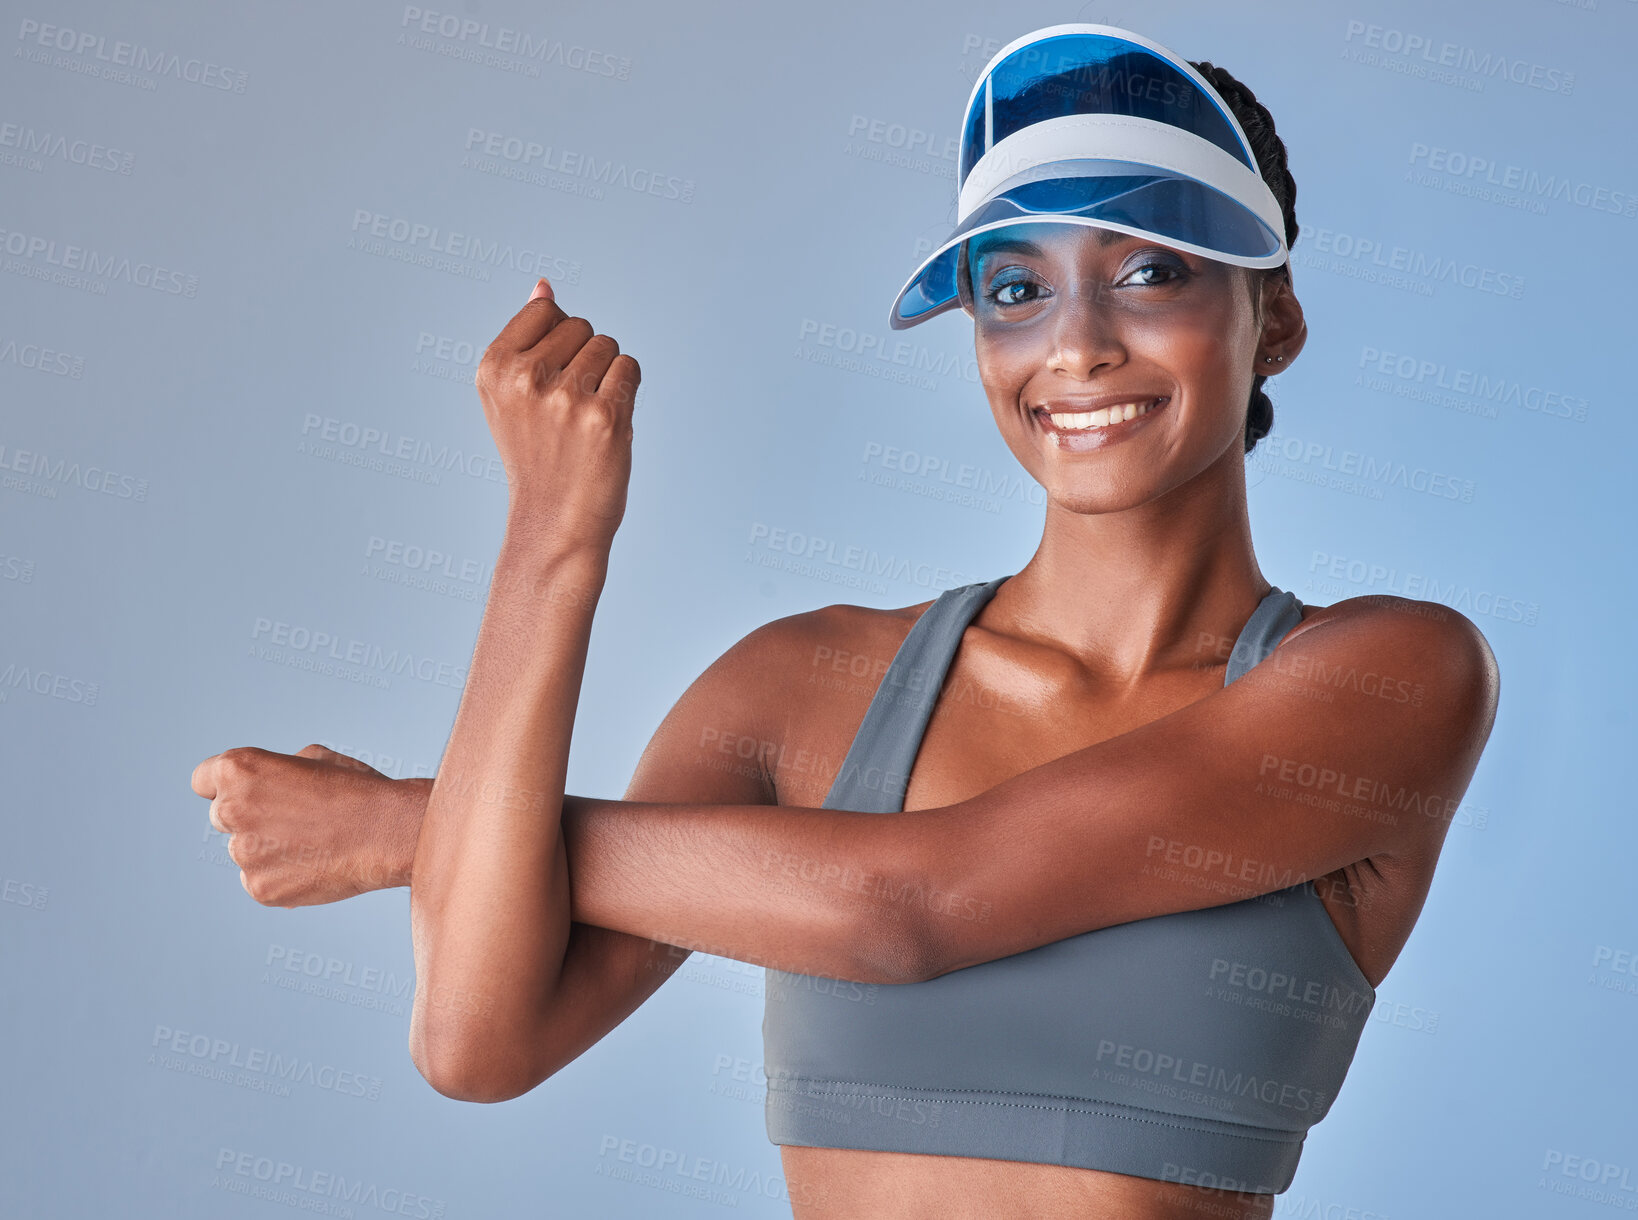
left=992, top=451, right=1271, bottom=688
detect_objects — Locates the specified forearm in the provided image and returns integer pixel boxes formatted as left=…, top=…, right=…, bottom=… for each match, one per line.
left=559, top=794, right=946, bottom=984
left=408, top=528, right=607, bottom=1088
left=387, top=781, right=938, bottom=984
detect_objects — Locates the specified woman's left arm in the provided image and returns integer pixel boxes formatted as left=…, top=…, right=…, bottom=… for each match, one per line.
left=560, top=600, right=1499, bottom=983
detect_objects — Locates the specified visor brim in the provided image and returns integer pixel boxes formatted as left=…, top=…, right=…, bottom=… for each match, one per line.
left=889, top=164, right=1287, bottom=330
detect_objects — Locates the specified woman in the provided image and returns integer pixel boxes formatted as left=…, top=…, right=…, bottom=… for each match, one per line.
left=194, top=24, right=1498, bottom=1220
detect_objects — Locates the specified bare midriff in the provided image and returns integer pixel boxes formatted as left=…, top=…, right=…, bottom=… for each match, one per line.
left=780, top=1145, right=1277, bottom=1219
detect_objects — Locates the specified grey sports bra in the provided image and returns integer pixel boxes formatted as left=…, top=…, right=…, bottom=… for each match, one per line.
left=762, top=576, right=1376, bottom=1195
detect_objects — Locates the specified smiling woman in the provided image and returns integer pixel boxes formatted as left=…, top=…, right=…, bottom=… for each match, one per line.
left=194, top=21, right=1498, bottom=1220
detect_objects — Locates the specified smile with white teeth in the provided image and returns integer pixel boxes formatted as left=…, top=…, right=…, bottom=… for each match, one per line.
left=1041, top=397, right=1167, bottom=430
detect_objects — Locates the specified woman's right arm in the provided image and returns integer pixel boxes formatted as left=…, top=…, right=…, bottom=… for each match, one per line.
left=427, top=616, right=790, bottom=1092
left=195, top=613, right=800, bottom=1097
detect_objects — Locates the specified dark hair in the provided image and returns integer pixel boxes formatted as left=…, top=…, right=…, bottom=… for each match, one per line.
left=1189, top=59, right=1300, bottom=455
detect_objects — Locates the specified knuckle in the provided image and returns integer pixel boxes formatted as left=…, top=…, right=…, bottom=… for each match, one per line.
left=220, top=746, right=261, bottom=779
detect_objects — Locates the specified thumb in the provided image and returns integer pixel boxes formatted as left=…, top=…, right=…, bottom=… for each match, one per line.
left=529, top=277, right=554, bottom=303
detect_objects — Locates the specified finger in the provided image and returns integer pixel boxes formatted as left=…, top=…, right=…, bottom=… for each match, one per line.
left=530, top=315, right=595, bottom=378
left=295, top=742, right=372, bottom=773
left=562, top=333, right=621, bottom=400
left=598, top=354, right=642, bottom=411
left=487, top=278, right=570, bottom=358
left=209, top=795, right=230, bottom=833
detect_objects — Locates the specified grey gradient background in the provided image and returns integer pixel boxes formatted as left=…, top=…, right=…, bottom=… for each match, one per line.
left=2, top=0, right=1633, bottom=1216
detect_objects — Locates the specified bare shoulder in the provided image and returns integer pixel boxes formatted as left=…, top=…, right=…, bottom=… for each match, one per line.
left=1284, top=593, right=1498, bottom=673
left=727, top=594, right=937, bottom=707
left=1276, top=592, right=1501, bottom=756
left=704, top=594, right=939, bottom=804
left=744, top=594, right=933, bottom=660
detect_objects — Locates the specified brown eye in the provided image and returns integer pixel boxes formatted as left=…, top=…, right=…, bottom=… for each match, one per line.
left=1121, top=260, right=1185, bottom=287
left=986, top=273, right=1046, bottom=307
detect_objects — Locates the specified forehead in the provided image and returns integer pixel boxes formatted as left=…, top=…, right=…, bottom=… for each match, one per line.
left=967, top=223, right=1136, bottom=264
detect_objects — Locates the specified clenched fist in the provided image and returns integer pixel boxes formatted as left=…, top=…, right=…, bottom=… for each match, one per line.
left=476, top=277, right=641, bottom=553
left=190, top=743, right=424, bottom=907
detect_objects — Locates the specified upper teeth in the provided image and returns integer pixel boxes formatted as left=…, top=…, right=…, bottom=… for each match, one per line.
left=1046, top=399, right=1162, bottom=430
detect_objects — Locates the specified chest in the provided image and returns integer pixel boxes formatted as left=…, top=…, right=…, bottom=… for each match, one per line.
left=778, top=638, right=1400, bottom=990
left=783, top=641, right=1229, bottom=814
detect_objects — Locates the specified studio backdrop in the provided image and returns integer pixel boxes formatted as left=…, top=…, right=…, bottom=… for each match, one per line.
left=2, top=0, right=1631, bottom=1216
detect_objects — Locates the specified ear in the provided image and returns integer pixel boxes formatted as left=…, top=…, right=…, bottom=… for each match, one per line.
left=1258, top=268, right=1307, bottom=367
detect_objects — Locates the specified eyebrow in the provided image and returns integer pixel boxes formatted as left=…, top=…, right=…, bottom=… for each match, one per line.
left=969, top=227, right=1125, bottom=265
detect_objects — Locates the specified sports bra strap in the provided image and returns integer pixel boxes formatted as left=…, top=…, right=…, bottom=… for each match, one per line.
left=822, top=578, right=1301, bottom=813
left=822, top=576, right=1009, bottom=814
left=1225, top=587, right=1304, bottom=684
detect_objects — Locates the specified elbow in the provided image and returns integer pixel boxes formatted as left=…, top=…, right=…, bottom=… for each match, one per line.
left=847, top=896, right=947, bottom=986
left=841, top=808, right=984, bottom=985
left=409, top=1006, right=542, bottom=1104
left=859, top=800, right=989, bottom=984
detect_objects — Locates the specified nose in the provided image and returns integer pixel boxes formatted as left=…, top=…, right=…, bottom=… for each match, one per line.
left=1045, top=279, right=1126, bottom=380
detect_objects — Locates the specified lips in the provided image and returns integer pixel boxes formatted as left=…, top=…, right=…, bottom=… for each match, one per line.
left=1030, top=396, right=1171, bottom=450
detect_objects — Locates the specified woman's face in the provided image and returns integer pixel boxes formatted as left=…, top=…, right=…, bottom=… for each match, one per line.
left=968, top=221, right=1289, bottom=516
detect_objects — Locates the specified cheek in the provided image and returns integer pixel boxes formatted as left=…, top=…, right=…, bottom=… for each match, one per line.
left=974, top=329, right=1041, bottom=397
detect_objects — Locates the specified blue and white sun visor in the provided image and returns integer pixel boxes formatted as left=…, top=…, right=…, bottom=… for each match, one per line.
left=889, top=24, right=1290, bottom=330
